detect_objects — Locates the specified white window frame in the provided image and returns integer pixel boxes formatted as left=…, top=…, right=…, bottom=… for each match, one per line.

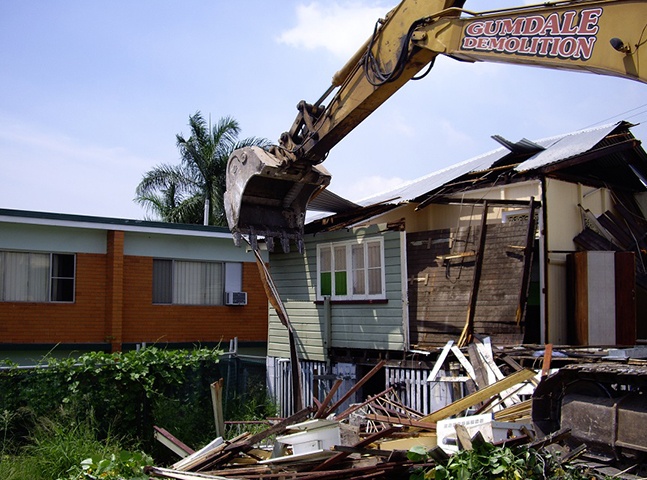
left=316, top=237, right=386, bottom=301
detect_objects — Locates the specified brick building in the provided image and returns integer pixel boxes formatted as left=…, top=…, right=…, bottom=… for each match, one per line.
left=0, top=209, right=268, bottom=360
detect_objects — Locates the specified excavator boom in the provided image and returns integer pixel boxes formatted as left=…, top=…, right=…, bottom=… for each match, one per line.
left=225, top=0, right=647, bottom=251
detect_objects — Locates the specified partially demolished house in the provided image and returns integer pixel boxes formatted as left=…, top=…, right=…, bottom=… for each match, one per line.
left=265, top=121, right=647, bottom=416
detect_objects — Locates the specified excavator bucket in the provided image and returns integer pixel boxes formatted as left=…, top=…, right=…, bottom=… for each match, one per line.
left=224, top=146, right=331, bottom=252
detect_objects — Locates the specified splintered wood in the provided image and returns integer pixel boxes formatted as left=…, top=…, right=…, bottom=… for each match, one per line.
left=147, top=338, right=548, bottom=480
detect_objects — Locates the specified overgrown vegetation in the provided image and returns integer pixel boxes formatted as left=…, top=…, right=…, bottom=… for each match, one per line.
left=0, top=346, right=275, bottom=479
left=0, top=406, right=143, bottom=480
left=0, top=347, right=224, bottom=448
left=408, top=441, right=594, bottom=480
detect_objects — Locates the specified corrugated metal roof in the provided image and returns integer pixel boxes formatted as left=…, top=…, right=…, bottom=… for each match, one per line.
left=355, top=122, right=628, bottom=205
left=514, top=123, right=620, bottom=172
left=308, top=188, right=360, bottom=213
left=355, top=152, right=500, bottom=206
left=305, top=121, right=641, bottom=229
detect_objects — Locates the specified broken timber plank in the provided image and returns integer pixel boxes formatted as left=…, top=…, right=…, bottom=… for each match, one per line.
left=310, top=426, right=397, bottom=472
left=473, top=337, right=521, bottom=408
left=457, top=202, right=489, bottom=347
left=450, top=346, right=477, bottom=383
left=210, top=379, right=225, bottom=438
left=252, top=246, right=303, bottom=412
left=153, top=426, right=195, bottom=459
left=178, top=433, right=247, bottom=472
left=437, top=376, right=470, bottom=382
left=455, top=424, right=473, bottom=451
left=364, top=414, right=437, bottom=430
left=335, top=387, right=395, bottom=420
left=467, top=342, right=490, bottom=390
left=227, top=406, right=314, bottom=452
left=299, top=461, right=410, bottom=480
left=427, top=340, right=454, bottom=382
left=497, top=354, right=540, bottom=387
left=474, top=337, right=499, bottom=384
left=191, top=408, right=314, bottom=472
left=528, top=427, right=572, bottom=450
left=327, top=360, right=386, bottom=418
left=146, top=466, right=232, bottom=479
left=541, top=344, right=553, bottom=377
left=314, top=379, right=343, bottom=418
left=419, top=368, right=537, bottom=425
left=171, top=436, right=228, bottom=471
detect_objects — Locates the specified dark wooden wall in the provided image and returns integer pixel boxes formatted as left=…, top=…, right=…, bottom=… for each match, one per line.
left=407, top=218, right=533, bottom=347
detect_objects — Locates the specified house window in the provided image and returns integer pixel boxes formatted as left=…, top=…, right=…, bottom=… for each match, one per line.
left=153, top=259, right=226, bottom=305
left=317, top=238, right=385, bottom=301
left=0, top=251, right=75, bottom=303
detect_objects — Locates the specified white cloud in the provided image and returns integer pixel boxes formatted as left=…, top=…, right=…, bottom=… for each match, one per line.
left=0, top=117, right=144, bottom=168
left=390, top=111, right=415, bottom=138
left=438, top=119, right=473, bottom=148
left=0, top=116, right=155, bottom=218
left=277, top=2, right=388, bottom=59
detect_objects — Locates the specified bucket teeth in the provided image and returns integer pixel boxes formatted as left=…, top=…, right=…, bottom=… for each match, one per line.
left=265, top=236, right=275, bottom=252
left=232, top=231, right=242, bottom=248
left=280, top=235, right=291, bottom=254
left=224, top=146, right=330, bottom=253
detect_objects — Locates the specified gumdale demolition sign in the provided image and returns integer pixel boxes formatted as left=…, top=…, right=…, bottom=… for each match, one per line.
left=461, top=8, right=602, bottom=60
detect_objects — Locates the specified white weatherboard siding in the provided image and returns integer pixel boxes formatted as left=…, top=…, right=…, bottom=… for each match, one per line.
left=268, top=227, right=406, bottom=361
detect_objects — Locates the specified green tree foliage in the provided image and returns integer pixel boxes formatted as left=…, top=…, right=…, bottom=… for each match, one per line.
left=135, top=112, right=269, bottom=226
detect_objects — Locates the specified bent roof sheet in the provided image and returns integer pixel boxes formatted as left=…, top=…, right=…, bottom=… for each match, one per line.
left=514, top=123, right=620, bottom=172
left=353, top=122, right=626, bottom=206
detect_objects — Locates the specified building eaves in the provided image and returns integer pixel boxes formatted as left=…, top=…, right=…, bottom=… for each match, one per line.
left=304, top=203, right=397, bottom=234
left=0, top=208, right=233, bottom=239
left=308, top=188, right=360, bottom=213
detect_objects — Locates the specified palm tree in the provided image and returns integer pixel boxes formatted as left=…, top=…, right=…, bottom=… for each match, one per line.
left=135, top=112, right=269, bottom=225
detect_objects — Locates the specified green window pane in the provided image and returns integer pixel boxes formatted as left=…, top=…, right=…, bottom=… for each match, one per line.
left=335, top=272, right=347, bottom=295
left=320, top=272, right=332, bottom=296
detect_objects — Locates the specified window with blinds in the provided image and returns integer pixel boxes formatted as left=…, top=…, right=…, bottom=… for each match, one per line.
left=0, top=251, right=75, bottom=303
left=153, top=259, right=232, bottom=306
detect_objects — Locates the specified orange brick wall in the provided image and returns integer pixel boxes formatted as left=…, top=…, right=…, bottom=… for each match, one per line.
left=0, top=253, right=108, bottom=344
left=0, top=249, right=268, bottom=348
left=121, top=258, right=268, bottom=344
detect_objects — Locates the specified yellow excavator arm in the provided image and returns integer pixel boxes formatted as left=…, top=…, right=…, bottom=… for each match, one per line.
left=224, top=0, right=647, bottom=252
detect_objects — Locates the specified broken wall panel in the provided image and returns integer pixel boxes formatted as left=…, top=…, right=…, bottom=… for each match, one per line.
left=568, top=251, right=636, bottom=346
left=407, top=227, right=475, bottom=345
left=408, top=219, right=532, bottom=348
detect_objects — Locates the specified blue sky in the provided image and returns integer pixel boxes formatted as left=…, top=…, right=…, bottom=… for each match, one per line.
left=1, top=1, right=645, bottom=219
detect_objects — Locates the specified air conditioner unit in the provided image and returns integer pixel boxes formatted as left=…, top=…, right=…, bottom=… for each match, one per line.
left=225, top=291, right=247, bottom=306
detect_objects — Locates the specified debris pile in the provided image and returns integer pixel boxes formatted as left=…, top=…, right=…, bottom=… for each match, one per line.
left=146, top=341, right=647, bottom=480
